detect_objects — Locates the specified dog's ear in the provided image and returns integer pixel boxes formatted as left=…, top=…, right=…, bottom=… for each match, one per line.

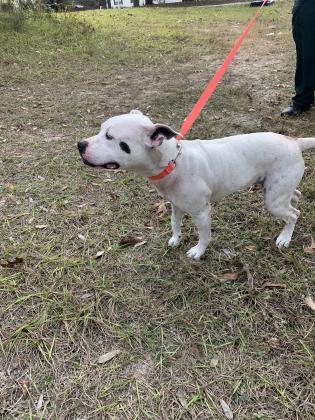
left=146, top=124, right=178, bottom=147
left=130, top=109, right=143, bottom=115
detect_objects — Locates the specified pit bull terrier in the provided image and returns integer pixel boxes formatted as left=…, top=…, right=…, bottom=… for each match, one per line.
left=78, top=110, right=315, bottom=260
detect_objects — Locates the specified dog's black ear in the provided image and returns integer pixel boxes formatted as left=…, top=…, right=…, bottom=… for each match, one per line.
left=149, top=124, right=178, bottom=147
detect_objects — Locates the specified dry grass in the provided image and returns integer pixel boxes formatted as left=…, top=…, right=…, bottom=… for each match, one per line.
left=0, top=1, right=314, bottom=418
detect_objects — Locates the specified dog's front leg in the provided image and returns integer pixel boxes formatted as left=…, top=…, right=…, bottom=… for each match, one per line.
left=168, top=204, right=184, bottom=247
left=186, top=205, right=211, bottom=260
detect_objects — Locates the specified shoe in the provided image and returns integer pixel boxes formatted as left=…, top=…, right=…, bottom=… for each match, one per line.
left=281, top=104, right=308, bottom=117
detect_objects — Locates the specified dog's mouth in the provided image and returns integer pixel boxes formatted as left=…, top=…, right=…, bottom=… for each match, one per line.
left=82, top=158, right=120, bottom=170
left=103, top=162, right=120, bottom=170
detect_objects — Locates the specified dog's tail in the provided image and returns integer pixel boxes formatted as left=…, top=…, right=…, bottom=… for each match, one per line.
left=298, top=138, right=315, bottom=151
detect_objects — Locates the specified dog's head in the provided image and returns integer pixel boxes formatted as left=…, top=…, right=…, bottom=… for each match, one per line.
left=78, top=110, right=177, bottom=174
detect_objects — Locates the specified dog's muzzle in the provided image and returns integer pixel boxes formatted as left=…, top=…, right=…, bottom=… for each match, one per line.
left=77, top=141, right=120, bottom=170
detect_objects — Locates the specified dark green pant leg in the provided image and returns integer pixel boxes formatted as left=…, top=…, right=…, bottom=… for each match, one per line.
left=292, top=0, right=315, bottom=109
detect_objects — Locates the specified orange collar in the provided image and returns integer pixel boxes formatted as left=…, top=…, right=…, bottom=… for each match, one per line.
left=148, top=161, right=176, bottom=181
left=148, top=143, right=182, bottom=182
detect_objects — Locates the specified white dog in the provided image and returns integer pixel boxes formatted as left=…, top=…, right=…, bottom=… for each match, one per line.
left=78, top=110, right=314, bottom=260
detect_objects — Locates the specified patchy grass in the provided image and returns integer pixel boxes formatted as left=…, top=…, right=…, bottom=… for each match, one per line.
left=0, top=1, right=314, bottom=418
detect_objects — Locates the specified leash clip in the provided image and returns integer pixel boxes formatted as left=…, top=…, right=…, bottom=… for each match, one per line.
left=171, top=142, right=182, bottom=166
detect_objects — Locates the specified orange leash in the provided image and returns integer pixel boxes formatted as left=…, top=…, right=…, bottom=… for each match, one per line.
left=149, top=0, right=268, bottom=182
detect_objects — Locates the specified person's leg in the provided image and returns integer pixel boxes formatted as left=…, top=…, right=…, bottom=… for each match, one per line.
left=292, top=5, right=315, bottom=109
left=282, top=2, right=315, bottom=116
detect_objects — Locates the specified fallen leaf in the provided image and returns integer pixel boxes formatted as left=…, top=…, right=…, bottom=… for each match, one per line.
left=243, top=264, right=254, bottom=290
left=220, top=272, right=240, bottom=281
left=305, top=296, right=315, bottom=311
left=190, top=345, right=201, bottom=359
left=268, top=337, right=280, bottom=348
left=109, top=193, right=118, bottom=201
left=153, top=200, right=168, bottom=218
left=20, top=378, right=30, bottom=395
left=304, top=167, right=314, bottom=178
left=4, top=183, right=15, bottom=192
left=245, top=245, right=257, bottom=252
left=177, top=390, right=188, bottom=408
left=304, top=238, right=315, bottom=255
left=134, top=240, right=147, bottom=248
left=262, top=282, right=287, bottom=289
left=35, top=225, right=48, bottom=230
left=220, top=399, right=233, bottom=419
left=210, top=357, right=219, bottom=367
left=95, top=250, right=105, bottom=259
left=221, top=248, right=236, bottom=258
left=8, top=356, right=28, bottom=373
left=36, top=393, right=44, bottom=411
left=119, top=234, right=145, bottom=247
left=97, top=350, right=121, bottom=364
left=0, top=257, right=24, bottom=268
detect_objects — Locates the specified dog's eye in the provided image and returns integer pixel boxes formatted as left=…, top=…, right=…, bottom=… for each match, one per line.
left=106, top=132, right=113, bottom=140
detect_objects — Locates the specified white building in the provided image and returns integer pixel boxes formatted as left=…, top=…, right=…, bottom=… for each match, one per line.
left=109, top=0, right=181, bottom=8
left=109, top=0, right=145, bottom=8
left=153, top=0, right=182, bottom=3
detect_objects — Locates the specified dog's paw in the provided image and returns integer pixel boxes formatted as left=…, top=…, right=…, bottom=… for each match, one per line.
left=168, top=235, right=181, bottom=247
left=186, top=245, right=205, bottom=260
left=276, top=233, right=291, bottom=249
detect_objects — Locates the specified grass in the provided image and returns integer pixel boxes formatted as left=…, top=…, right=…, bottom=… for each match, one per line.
left=0, top=1, right=314, bottom=418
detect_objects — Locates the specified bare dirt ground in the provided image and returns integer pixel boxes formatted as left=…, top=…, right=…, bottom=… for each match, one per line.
left=0, top=2, right=314, bottom=418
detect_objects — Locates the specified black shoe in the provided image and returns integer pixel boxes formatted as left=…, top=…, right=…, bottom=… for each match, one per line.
left=281, top=104, right=309, bottom=117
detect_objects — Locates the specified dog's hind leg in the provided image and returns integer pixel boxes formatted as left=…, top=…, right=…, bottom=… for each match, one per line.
left=168, top=204, right=184, bottom=247
left=266, top=194, right=300, bottom=248
left=275, top=205, right=300, bottom=248
left=291, top=189, right=301, bottom=207
left=186, top=205, right=211, bottom=260
left=264, top=168, right=303, bottom=249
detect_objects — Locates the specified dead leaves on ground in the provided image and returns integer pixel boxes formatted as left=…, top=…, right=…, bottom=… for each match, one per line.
left=97, top=350, right=121, bottom=364
left=220, top=399, right=233, bottom=419
left=220, top=272, right=240, bottom=281
left=0, top=256, right=24, bottom=268
left=244, top=244, right=257, bottom=252
left=152, top=200, right=169, bottom=218
left=36, top=393, right=44, bottom=411
left=95, top=250, right=105, bottom=259
left=262, top=282, right=287, bottom=289
left=305, top=296, right=315, bottom=311
left=219, top=264, right=254, bottom=289
left=119, top=234, right=146, bottom=248
left=304, top=238, right=315, bottom=255
left=243, top=264, right=254, bottom=290
left=35, top=224, right=48, bottom=230
left=219, top=265, right=289, bottom=291
left=268, top=337, right=281, bottom=349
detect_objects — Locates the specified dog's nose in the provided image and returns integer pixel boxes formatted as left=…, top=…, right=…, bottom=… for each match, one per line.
left=78, top=140, right=88, bottom=154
